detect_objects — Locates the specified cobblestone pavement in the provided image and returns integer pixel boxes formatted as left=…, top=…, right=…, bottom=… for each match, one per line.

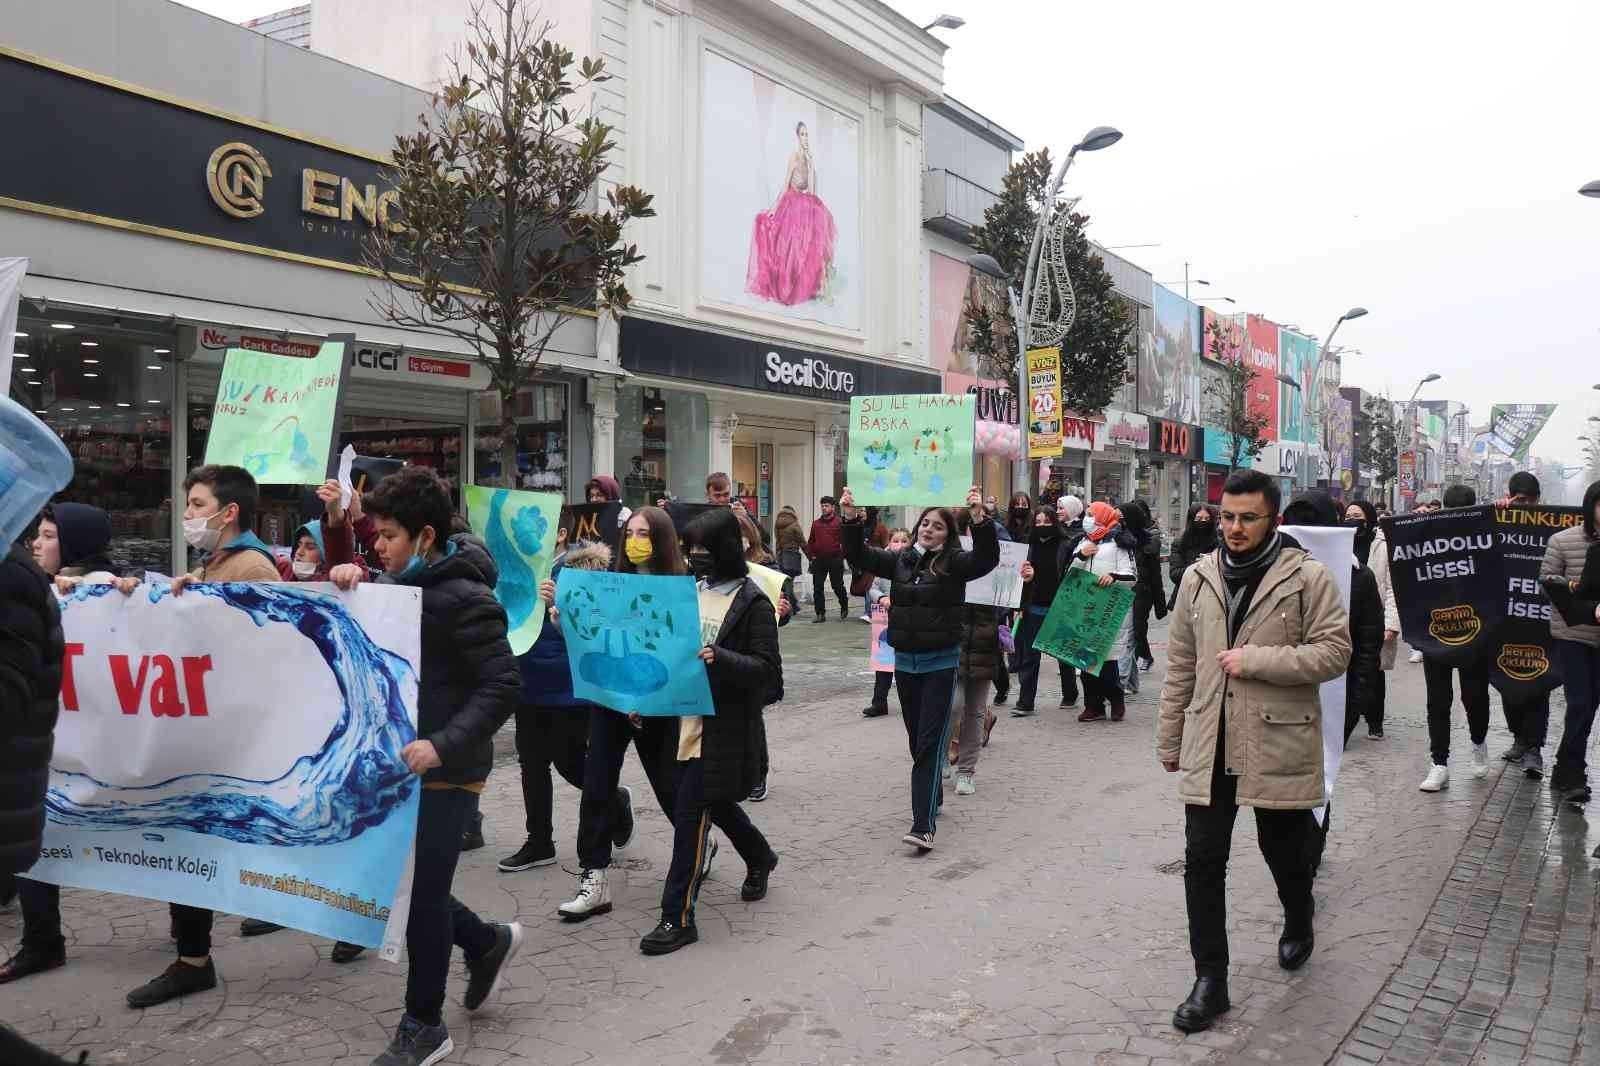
left=2, top=616, right=1592, bottom=1066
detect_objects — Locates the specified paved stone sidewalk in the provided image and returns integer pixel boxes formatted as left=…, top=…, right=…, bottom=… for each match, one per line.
left=0, top=622, right=1585, bottom=1066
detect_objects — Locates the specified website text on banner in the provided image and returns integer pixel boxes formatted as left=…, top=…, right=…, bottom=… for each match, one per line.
left=1032, top=567, right=1135, bottom=675
left=1381, top=505, right=1505, bottom=666
left=847, top=393, right=976, bottom=507
left=30, top=581, right=423, bottom=951
left=203, top=337, right=352, bottom=485
left=463, top=486, right=562, bottom=656
left=555, top=568, right=713, bottom=716
left=1026, top=347, right=1063, bottom=459
left=1491, top=504, right=1582, bottom=698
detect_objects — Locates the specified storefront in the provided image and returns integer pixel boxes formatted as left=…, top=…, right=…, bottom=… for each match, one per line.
left=617, top=317, right=940, bottom=535
left=1144, top=417, right=1204, bottom=537
left=1095, top=408, right=1145, bottom=505
left=1038, top=413, right=1102, bottom=506
left=3, top=31, right=606, bottom=575
left=1254, top=441, right=1305, bottom=503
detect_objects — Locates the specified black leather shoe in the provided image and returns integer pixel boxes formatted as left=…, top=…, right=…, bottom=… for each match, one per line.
left=239, top=918, right=284, bottom=937
left=1279, top=931, right=1315, bottom=970
left=330, top=940, right=365, bottom=964
left=741, top=853, right=779, bottom=902
left=127, top=959, right=217, bottom=1008
left=639, top=920, right=698, bottom=956
left=0, top=945, right=65, bottom=984
left=862, top=704, right=889, bottom=718
left=1172, top=977, right=1230, bottom=1033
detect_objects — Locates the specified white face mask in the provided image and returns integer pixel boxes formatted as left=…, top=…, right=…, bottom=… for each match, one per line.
left=182, top=510, right=225, bottom=553
left=292, top=560, right=318, bottom=578
left=1081, top=515, right=1098, bottom=536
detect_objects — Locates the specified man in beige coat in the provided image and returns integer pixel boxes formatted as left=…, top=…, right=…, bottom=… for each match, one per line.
left=1157, top=470, right=1351, bottom=1034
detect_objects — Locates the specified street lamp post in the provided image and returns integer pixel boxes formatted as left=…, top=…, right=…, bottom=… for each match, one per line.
left=1300, top=308, right=1367, bottom=491
left=966, top=124, right=1121, bottom=497
left=1401, top=372, right=1442, bottom=511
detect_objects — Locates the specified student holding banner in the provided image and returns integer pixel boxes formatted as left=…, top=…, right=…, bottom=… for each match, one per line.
left=1067, top=502, right=1140, bottom=723
left=1544, top=480, right=1600, bottom=803
left=839, top=484, right=998, bottom=853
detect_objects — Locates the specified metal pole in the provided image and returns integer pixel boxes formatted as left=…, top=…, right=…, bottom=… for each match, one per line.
left=1306, top=316, right=1345, bottom=491
left=1016, top=146, right=1080, bottom=498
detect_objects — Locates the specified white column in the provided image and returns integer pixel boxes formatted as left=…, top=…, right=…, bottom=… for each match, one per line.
left=709, top=399, right=739, bottom=480
left=813, top=410, right=841, bottom=514
left=879, top=85, right=924, bottom=361
left=590, top=375, right=618, bottom=488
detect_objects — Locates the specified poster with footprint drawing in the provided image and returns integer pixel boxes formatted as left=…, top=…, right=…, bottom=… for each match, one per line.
left=464, top=486, right=562, bottom=655
left=847, top=394, right=976, bottom=506
left=555, top=570, right=713, bottom=716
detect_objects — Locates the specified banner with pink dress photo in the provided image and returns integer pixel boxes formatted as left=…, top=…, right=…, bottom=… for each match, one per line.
left=700, top=50, right=862, bottom=331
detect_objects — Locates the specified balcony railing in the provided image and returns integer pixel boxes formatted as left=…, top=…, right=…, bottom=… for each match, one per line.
left=923, top=168, right=1000, bottom=241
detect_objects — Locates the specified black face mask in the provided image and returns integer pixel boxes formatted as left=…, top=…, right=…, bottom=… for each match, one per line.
left=687, top=549, right=713, bottom=580
left=1343, top=518, right=1367, bottom=531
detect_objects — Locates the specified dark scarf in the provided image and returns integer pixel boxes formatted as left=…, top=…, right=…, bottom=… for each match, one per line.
left=1219, top=531, right=1283, bottom=644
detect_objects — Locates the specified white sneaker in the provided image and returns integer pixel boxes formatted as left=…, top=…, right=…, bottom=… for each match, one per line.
left=557, top=868, right=611, bottom=920
left=1419, top=764, right=1450, bottom=792
left=954, top=773, right=975, bottom=796
left=942, top=761, right=952, bottom=780
left=1408, top=649, right=1424, bottom=664
left=1472, top=742, right=1490, bottom=778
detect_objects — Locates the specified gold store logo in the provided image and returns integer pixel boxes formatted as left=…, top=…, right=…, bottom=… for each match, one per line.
left=206, top=142, right=272, bottom=219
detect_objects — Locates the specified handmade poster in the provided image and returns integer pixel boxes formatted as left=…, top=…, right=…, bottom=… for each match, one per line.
left=204, top=340, right=350, bottom=484
left=556, top=569, right=713, bottom=716
left=1381, top=506, right=1505, bottom=666
left=464, top=486, right=562, bottom=656
left=1026, top=347, right=1063, bottom=458
left=31, top=581, right=422, bottom=952
left=1033, top=567, right=1135, bottom=676
left=747, top=561, right=789, bottom=609
left=869, top=604, right=894, bottom=672
left=848, top=393, right=975, bottom=506
left=959, top=534, right=1028, bottom=608
left=566, top=501, right=623, bottom=550
left=1280, top=525, right=1354, bottom=828
left=1489, top=504, right=1582, bottom=698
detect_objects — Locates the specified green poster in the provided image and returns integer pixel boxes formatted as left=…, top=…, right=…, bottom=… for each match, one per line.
left=1033, top=567, right=1135, bottom=676
left=464, top=485, right=563, bottom=656
left=203, top=341, right=346, bottom=484
left=847, top=393, right=976, bottom=506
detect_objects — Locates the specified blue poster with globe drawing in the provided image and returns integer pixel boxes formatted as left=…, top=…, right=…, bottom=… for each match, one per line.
left=464, top=486, right=561, bottom=656
left=555, top=569, right=714, bottom=717
left=847, top=393, right=976, bottom=507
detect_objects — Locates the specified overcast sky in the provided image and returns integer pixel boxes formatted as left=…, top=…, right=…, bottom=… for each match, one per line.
left=184, top=0, right=1600, bottom=480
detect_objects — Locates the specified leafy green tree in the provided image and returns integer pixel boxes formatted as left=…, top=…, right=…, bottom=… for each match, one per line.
left=1362, top=394, right=1400, bottom=498
left=964, top=149, right=1134, bottom=414
left=365, top=0, right=655, bottom=485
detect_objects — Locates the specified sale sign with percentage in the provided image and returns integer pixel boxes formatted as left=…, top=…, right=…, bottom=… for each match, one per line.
left=1027, top=347, right=1063, bottom=458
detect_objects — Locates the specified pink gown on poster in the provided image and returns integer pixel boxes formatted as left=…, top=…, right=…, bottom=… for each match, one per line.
left=746, top=156, right=837, bottom=306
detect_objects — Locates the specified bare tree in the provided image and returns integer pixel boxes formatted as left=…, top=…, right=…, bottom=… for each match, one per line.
left=365, top=0, right=655, bottom=486
left=1203, top=318, right=1269, bottom=473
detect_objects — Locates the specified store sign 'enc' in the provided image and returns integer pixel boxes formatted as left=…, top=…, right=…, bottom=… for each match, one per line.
left=206, top=141, right=404, bottom=232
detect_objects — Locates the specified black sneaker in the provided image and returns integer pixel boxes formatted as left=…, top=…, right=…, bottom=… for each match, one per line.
left=1368, top=727, right=1384, bottom=740
left=812, top=615, right=826, bottom=624
left=0, top=944, right=66, bottom=984
left=901, top=830, right=935, bottom=852
left=748, top=775, right=769, bottom=802
left=839, top=606, right=849, bottom=621
left=1010, top=705, right=1035, bottom=718
left=497, top=840, right=557, bottom=873
left=1502, top=739, right=1528, bottom=762
left=126, top=958, right=217, bottom=1008
left=741, top=853, right=779, bottom=902
left=240, top=918, right=284, bottom=937
left=461, top=815, right=485, bottom=853
left=1060, top=695, right=1080, bottom=709
left=993, top=689, right=1009, bottom=706
left=463, top=921, right=523, bottom=1012
left=612, top=785, right=636, bottom=850
left=331, top=940, right=365, bottom=964
left=640, top=920, right=699, bottom=956
left=862, top=704, right=889, bottom=718
left=371, top=1015, right=453, bottom=1066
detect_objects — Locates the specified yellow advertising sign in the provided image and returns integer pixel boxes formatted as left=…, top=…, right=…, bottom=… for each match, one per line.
left=1026, top=347, right=1063, bottom=459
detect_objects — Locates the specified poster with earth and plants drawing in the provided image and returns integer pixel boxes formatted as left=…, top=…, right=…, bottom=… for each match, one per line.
left=847, top=393, right=976, bottom=507
left=555, top=570, right=713, bottom=716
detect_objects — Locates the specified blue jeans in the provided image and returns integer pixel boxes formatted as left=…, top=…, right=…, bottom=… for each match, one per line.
left=1554, top=641, right=1600, bottom=786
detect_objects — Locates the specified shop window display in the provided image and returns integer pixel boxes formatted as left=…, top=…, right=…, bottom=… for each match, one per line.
left=615, top=385, right=709, bottom=509
left=9, top=314, right=176, bottom=573
left=473, top=383, right=569, bottom=492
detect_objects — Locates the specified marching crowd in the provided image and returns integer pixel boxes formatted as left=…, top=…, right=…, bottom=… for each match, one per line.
left=4, top=432, right=1600, bottom=1062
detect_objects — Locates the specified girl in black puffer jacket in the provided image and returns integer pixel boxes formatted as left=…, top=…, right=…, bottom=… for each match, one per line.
left=841, top=485, right=998, bottom=852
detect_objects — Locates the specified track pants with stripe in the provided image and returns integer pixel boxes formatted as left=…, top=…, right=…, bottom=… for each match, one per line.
left=660, top=757, right=774, bottom=926
left=896, top=665, right=958, bottom=836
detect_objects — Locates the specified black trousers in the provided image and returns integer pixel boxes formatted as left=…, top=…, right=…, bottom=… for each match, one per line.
left=1554, top=640, right=1600, bottom=786
left=810, top=557, right=847, bottom=614
left=576, top=708, right=677, bottom=870
left=1133, top=595, right=1155, bottom=662
left=659, top=758, right=773, bottom=926
left=406, top=787, right=499, bottom=1026
left=1082, top=659, right=1125, bottom=716
left=17, top=878, right=63, bottom=957
left=1422, top=655, right=1490, bottom=765
left=1184, top=754, right=1313, bottom=979
left=515, top=703, right=589, bottom=845
left=870, top=670, right=894, bottom=710
left=171, top=903, right=213, bottom=959
left=1343, top=672, right=1388, bottom=745
left=896, top=667, right=958, bottom=835
left=1013, top=611, right=1079, bottom=710
left=1502, top=691, right=1550, bottom=750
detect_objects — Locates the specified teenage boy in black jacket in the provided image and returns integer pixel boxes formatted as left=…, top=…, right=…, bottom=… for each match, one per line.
left=332, top=467, right=523, bottom=1066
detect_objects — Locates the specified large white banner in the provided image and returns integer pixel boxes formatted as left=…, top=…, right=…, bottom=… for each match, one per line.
left=1282, top=526, right=1355, bottom=827
left=0, top=257, right=26, bottom=383
left=29, top=580, right=423, bottom=951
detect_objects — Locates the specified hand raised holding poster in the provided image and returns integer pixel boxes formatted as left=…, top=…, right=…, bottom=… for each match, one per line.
left=464, top=486, right=562, bottom=655
left=204, top=337, right=352, bottom=484
left=847, top=393, right=975, bottom=506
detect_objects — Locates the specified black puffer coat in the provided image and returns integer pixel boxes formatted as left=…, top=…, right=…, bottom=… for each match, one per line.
left=702, top=579, right=781, bottom=802
left=958, top=605, right=1002, bottom=681
left=1167, top=535, right=1217, bottom=610
left=1343, top=563, right=1385, bottom=744
left=843, top=517, right=999, bottom=653
left=0, top=546, right=63, bottom=875
left=379, top=534, right=520, bottom=786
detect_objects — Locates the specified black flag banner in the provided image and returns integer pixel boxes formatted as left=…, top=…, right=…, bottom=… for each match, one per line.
left=565, top=502, right=622, bottom=550
left=1490, top=505, right=1582, bottom=698
left=1380, top=505, right=1505, bottom=666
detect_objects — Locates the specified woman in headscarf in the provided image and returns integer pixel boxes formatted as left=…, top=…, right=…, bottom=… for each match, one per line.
left=1344, top=499, right=1378, bottom=567
left=1168, top=503, right=1218, bottom=611
left=1067, top=502, right=1139, bottom=723
left=1006, top=493, right=1033, bottom=543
